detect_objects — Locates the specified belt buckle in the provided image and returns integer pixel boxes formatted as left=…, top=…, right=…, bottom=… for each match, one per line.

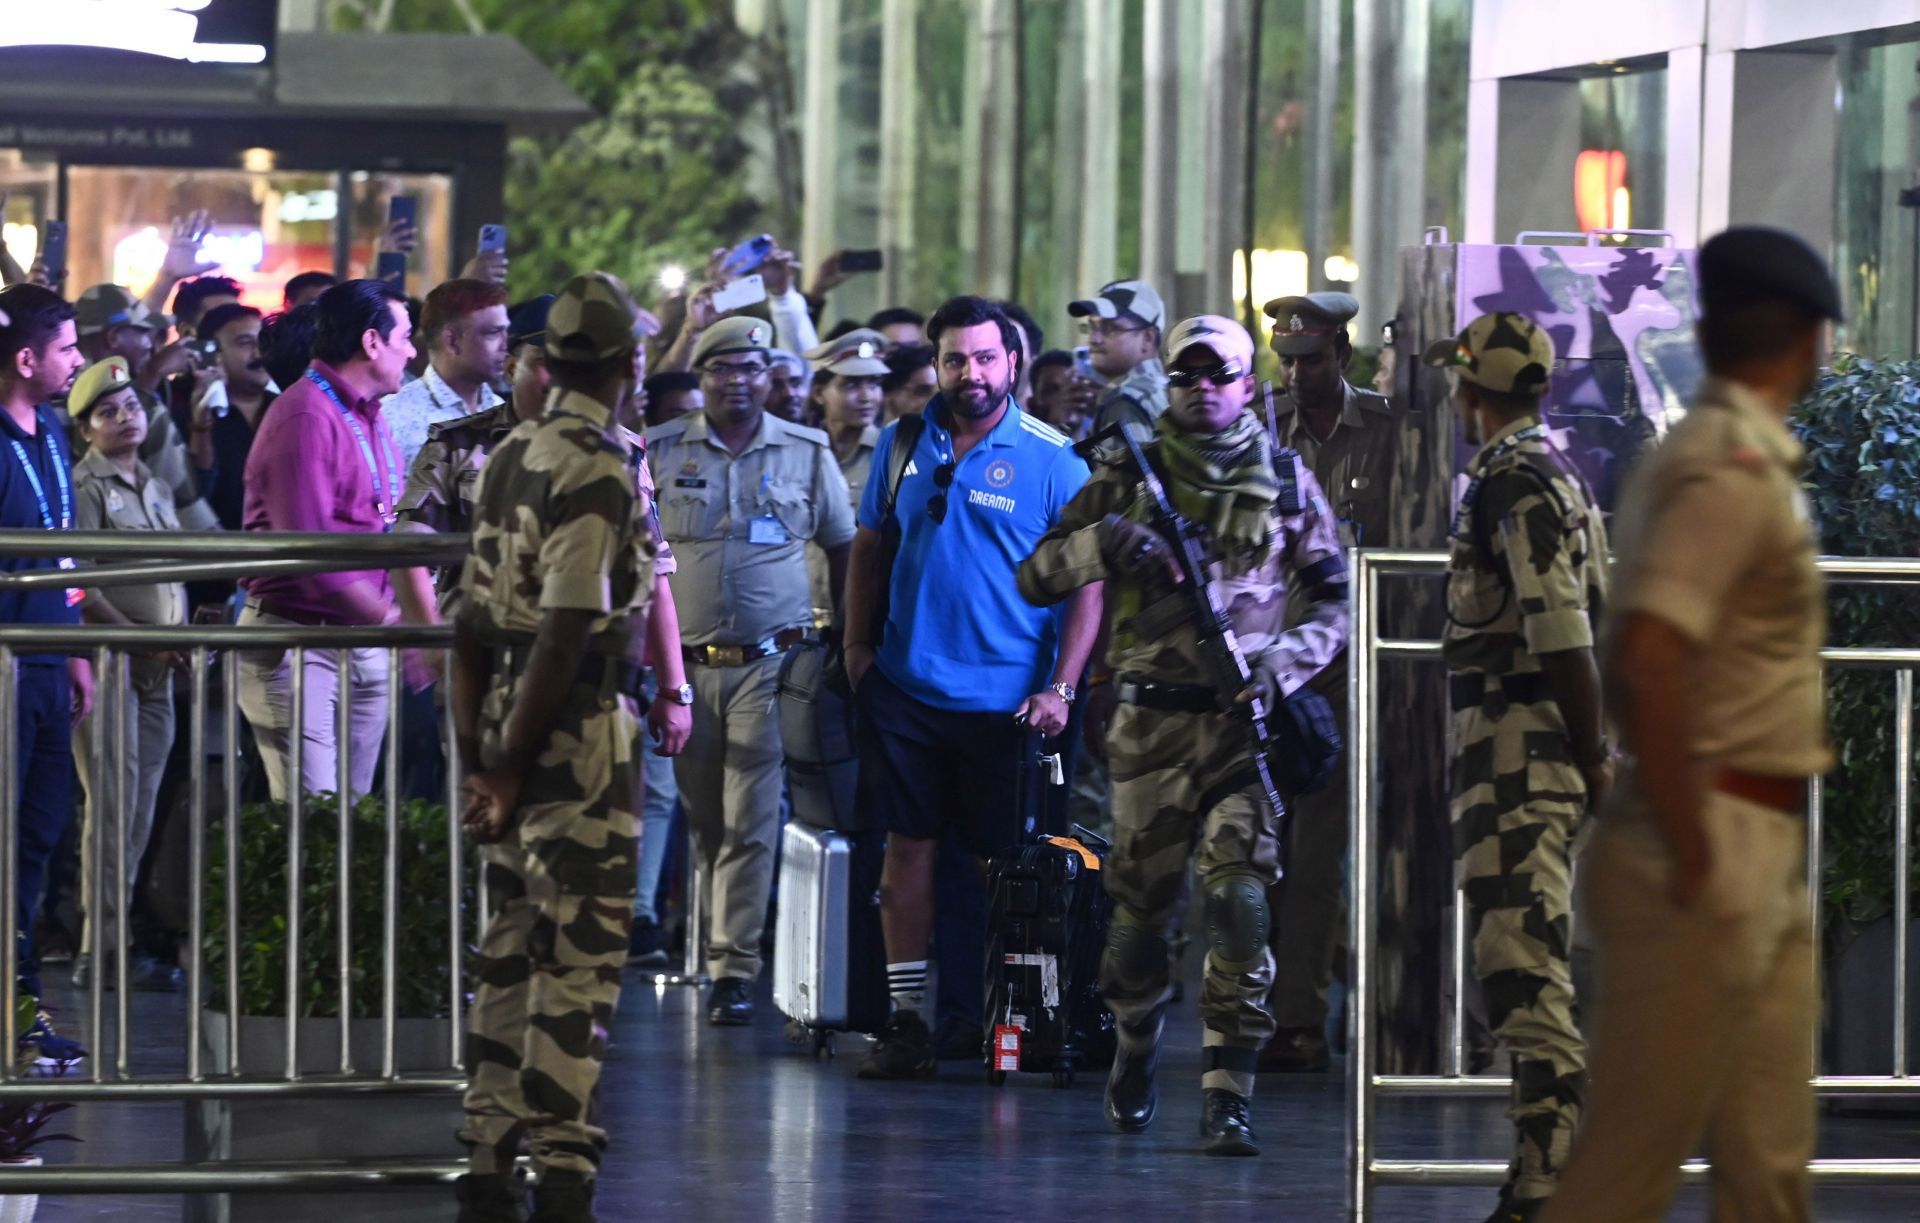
left=709, top=644, right=747, bottom=668
left=1116, top=680, right=1142, bottom=705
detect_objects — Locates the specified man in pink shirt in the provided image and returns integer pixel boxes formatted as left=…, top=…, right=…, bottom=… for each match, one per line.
left=237, top=279, right=438, bottom=801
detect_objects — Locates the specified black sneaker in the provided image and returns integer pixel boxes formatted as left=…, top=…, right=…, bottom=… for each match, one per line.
left=857, top=1011, right=937, bottom=1081
left=1482, top=1192, right=1546, bottom=1223
left=455, top=1171, right=526, bottom=1223
left=929, top=1019, right=985, bottom=1062
left=1199, top=1088, right=1259, bottom=1156
left=627, top=918, right=669, bottom=968
left=705, top=977, right=755, bottom=1026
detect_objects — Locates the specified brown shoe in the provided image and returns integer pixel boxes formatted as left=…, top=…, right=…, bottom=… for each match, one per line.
left=1258, top=1025, right=1330, bottom=1073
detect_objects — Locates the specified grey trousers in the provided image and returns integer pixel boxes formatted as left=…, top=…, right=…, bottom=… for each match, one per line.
left=235, top=606, right=390, bottom=802
left=72, top=662, right=175, bottom=953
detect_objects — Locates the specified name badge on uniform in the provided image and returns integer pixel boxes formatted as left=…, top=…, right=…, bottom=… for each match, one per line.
left=675, top=476, right=709, bottom=489
left=748, top=514, right=789, bottom=546
left=106, top=489, right=126, bottom=514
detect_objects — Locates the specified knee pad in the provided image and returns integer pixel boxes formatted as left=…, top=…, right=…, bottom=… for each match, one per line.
left=1105, top=905, right=1171, bottom=982
left=1202, top=872, right=1270, bottom=970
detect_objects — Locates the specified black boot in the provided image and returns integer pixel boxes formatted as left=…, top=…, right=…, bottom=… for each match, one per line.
left=1481, top=1190, right=1546, bottom=1223
left=454, top=1172, right=525, bottom=1223
left=528, top=1169, right=595, bottom=1223
left=1103, top=1039, right=1159, bottom=1132
left=706, top=976, right=755, bottom=1026
left=1198, top=1088, right=1259, bottom=1156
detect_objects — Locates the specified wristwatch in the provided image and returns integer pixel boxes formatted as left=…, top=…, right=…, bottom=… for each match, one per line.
left=1049, top=682, right=1076, bottom=705
left=670, top=682, right=695, bottom=707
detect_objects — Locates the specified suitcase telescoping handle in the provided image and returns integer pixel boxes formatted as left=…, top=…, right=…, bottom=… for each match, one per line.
left=1009, top=723, right=1068, bottom=842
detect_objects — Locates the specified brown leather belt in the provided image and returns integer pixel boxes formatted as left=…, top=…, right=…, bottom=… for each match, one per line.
left=683, top=627, right=808, bottom=668
left=247, top=598, right=360, bottom=628
left=1712, top=767, right=1807, bottom=815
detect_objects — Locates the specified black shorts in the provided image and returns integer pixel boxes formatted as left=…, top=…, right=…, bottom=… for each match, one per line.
left=854, top=666, right=1029, bottom=859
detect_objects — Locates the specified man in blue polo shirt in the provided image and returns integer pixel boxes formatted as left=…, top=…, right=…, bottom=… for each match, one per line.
left=0, top=284, right=92, bottom=1068
left=842, top=295, right=1104, bottom=1080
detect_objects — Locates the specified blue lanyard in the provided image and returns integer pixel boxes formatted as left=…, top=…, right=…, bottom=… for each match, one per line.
left=304, top=369, right=399, bottom=529
left=1452, top=423, right=1548, bottom=540
left=7, top=421, right=71, bottom=531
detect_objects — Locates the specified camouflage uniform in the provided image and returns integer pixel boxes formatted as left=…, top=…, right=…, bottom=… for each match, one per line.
left=455, top=278, right=656, bottom=1183
left=1018, top=416, right=1347, bottom=1097
left=1068, top=279, right=1170, bottom=441
left=398, top=402, right=517, bottom=616
left=1439, top=328, right=1608, bottom=1201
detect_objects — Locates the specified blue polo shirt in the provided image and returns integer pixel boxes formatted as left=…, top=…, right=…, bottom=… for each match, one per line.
left=0, top=404, right=82, bottom=664
left=858, top=395, right=1090, bottom=713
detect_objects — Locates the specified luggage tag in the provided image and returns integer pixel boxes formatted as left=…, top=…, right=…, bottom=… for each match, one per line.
left=992, top=1023, right=1023, bottom=1071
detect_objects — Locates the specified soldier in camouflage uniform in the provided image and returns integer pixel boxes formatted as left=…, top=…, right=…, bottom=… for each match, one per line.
left=1066, top=279, right=1169, bottom=439
left=1018, top=315, right=1347, bottom=1156
left=449, top=273, right=656, bottom=1223
left=1423, top=312, right=1611, bottom=1223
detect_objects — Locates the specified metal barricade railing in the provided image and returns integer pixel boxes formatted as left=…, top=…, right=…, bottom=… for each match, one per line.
left=1348, top=550, right=1920, bottom=1218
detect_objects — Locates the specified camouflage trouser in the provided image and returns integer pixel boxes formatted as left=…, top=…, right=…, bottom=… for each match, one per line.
left=1103, top=703, right=1283, bottom=1096
left=459, top=679, right=639, bottom=1179
left=1451, top=704, right=1587, bottom=1202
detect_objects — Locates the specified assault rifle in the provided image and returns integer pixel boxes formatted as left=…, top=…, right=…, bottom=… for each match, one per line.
left=1085, top=421, right=1288, bottom=839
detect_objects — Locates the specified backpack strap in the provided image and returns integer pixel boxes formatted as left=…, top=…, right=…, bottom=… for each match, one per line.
left=880, top=413, right=927, bottom=531
left=1468, top=452, right=1572, bottom=582
left=1271, top=445, right=1304, bottom=515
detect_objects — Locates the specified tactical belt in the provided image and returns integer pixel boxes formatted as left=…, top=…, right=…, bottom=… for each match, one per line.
left=683, top=626, right=808, bottom=669
left=1115, top=673, right=1219, bottom=714
left=1713, top=766, right=1807, bottom=816
left=1448, top=671, right=1552, bottom=713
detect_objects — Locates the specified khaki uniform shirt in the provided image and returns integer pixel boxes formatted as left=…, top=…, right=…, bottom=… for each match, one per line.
left=72, top=450, right=188, bottom=630
left=1018, top=442, right=1348, bottom=698
left=1092, top=357, right=1169, bottom=440
left=1606, top=377, right=1831, bottom=777
left=1272, top=380, right=1398, bottom=550
left=807, top=425, right=879, bottom=623
left=645, top=410, right=855, bottom=647
left=457, top=389, right=657, bottom=665
left=1443, top=415, right=1609, bottom=677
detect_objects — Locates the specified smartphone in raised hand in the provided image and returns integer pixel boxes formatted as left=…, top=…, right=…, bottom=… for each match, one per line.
left=478, top=223, right=507, bottom=255
left=710, top=273, right=768, bottom=315
left=718, top=234, right=774, bottom=280
left=37, top=219, right=67, bottom=282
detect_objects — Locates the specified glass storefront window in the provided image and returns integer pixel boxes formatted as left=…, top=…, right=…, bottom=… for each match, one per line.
left=348, top=171, right=455, bottom=294
left=0, top=149, right=57, bottom=274
left=65, top=165, right=340, bottom=310
left=1576, top=66, right=1666, bottom=235
left=1835, top=37, right=1920, bottom=359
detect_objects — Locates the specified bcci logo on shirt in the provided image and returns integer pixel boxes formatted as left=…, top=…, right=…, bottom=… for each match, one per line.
left=984, top=459, right=1015, bottom=490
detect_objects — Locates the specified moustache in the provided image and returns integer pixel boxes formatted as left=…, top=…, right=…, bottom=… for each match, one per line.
left=246, top=360, right=265, bottom=372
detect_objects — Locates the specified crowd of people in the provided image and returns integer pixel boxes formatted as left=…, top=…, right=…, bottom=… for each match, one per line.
left=0, top=213, right=1842, bottom=1223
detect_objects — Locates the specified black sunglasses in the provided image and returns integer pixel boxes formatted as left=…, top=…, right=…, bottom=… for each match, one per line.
left=927, top=462, right=956, bottom=524
left=1166, top=363, right=1244, bottom=389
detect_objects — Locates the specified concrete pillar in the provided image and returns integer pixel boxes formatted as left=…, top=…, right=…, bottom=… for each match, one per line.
left=1049, top=2, right=1090, bottom=318
left=801, top=0, right=843, bottom=275
left=1665, top=44, right=1705, bottom=247
left=1493, top=78, right=1582, bottom=242
left=1201, top=0, right=1252, bottom=316
left=968, top=0, right=1019, bottom=298
left=1350, top=0, right=1430, bottom=344
left=1079, top=0, right=1123, bottom=294
left=1172, top=5, right=1209, bottom=313
left=1698, top=47, right=1738, bottom=238
left=1463, top=76, right=1500, bottom=244
left=878, top=0, right=919, bottom=308
left=1139, top=0, right=1182, bottom=310
left=1303, top=0, right=1343, bottom=291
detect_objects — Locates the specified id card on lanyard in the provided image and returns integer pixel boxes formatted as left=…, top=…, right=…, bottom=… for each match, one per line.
left=6, top=415, right=82, bottom=607
left=304, top=369, right=400, bottom=530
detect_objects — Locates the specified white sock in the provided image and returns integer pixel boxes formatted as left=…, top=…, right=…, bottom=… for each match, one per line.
left=886, top=960, right=928, bottom=1017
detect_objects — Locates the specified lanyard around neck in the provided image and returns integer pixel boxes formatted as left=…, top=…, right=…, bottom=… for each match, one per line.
left=6, top=414, right=71, bottom=531
left=304, top=369, right=399, bottom=529
left=1451, top=423, right=1549, bottom=540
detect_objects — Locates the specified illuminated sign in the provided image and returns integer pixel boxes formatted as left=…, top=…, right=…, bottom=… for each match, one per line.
left=0, top=1, right=275, bottom=66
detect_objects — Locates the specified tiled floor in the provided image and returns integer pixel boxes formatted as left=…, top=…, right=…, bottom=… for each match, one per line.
left=17, top=967, right=1920, bottom=1220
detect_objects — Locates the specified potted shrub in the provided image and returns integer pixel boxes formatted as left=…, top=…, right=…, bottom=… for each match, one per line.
left=1792, top=354, right=1920, bottom=1099
left=186, top=793, right=471, bottom=1222
left=0, top=1072, right=78, bottom=1223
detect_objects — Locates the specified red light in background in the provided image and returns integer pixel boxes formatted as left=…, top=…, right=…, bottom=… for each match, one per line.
left=1575, top=149, right=1628, bottom=232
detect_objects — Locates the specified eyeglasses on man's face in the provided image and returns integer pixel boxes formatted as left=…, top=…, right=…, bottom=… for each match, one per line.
left=700, top=361, right=769, bottom=384
left=1081, top=319, right=1149, bottom=340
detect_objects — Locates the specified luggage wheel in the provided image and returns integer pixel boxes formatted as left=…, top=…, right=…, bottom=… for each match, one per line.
left=813, top=1029, right=836, bottom=1060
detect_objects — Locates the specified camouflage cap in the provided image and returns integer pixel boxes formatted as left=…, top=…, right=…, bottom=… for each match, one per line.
left=75, top=284, right=158, bottom=337
left=1163, top=314, right=1256, bottom=374
left=69, top=356, right=135, bottom=417
left=690, top=316, right=773, bottom=368
left=1421, top=312, right=1555, bottom=394
left=1067, top=280, right=1166, bottom=330
left=1264, top=291, right=1359, bottom=356
left=544, top=272, right=640, bottom=362
left=804, top=327, right=891, bottom=377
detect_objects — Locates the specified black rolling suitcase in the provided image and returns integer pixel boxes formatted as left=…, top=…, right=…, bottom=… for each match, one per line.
left=982, top=824, right=1117, bottom=1088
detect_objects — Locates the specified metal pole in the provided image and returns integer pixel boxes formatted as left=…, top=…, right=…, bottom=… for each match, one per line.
left=336, top=650, right=354, bottom=1074
left=0, top=645, right=17, bottom=1082
left=444, top=691, right=464, bottom=1068
left=1449, top=893, right=1466, bottom=1077
left=1809, top=774, right=1824, bottom=1075
left=223, top=649, right=242, bottom=1073
left=682, top=848, right=707, bottom=985
left=383, top=648, right=401, bottom=1081
left=1347, top=551, right=1377, bottom=1222
left=287, top=649, right=305, bottom=1082
left=89, top=645, right=108, bottom=1084
left=114, top=653, right=131, bottom=1079
left=1895, top=669, right=1912, bottom=1079
left=187, top=648, right=208, bottom=1082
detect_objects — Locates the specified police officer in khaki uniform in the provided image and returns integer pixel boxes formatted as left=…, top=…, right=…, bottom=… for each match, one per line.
left=646, top=316, right=856, bottom=1026
left=1541, top=230, right=1841, bottom=1223
left=1258, top=291, right=1399, bottom=1072
left=803, top=328, right=889, bottom=624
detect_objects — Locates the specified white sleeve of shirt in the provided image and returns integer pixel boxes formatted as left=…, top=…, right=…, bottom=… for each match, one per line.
left=769, top=288, right=819, bottom=360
